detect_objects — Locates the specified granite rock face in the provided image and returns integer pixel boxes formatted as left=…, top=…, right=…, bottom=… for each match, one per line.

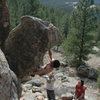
left=5, top=16, right=61, bottom=78
left=77, top=65, right=98, bottom=80
left=0, top=49, right=21, bottom=100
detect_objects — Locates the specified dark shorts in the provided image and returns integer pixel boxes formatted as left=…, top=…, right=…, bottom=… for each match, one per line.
left=76, top=98, right=84, bottom=100
left=47, top=89, right=56, bottom=100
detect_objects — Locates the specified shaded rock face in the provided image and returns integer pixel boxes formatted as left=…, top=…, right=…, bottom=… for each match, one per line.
left=5, top=16, right=61, bottom=78
left=0, top=0, right=10, bottom=49
left=77, top=65, right=99, bottom=80
left=0, top=49, right=21, bottom=100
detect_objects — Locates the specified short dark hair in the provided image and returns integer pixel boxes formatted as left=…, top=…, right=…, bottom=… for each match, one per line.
left=52, top=60, right=60, bottom=68
left=81, top=80, right=84, bottom=86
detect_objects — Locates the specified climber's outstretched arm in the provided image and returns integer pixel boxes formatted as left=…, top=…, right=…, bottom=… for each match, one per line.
left=48, top=49, right=52, bottom=61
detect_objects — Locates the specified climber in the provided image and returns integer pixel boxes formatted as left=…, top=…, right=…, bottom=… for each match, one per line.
left=29, top=59, right=60, bottom=76
left=29, top=50, right=60, bottom=76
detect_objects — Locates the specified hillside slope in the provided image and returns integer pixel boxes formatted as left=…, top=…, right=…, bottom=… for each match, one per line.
left=40, top=0, right=100, bottom=12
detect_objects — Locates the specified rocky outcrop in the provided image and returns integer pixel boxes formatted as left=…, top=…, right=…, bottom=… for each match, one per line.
left=0, top=0, right=10, bottom=49
left=77, top=65, right=99, bottom=80
left=5, top=16, right=61, bottom=78
left=0, top=49, right=21, bottom=100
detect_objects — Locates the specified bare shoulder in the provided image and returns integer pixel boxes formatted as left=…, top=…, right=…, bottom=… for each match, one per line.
left=46, top=64, right=52, bottom=69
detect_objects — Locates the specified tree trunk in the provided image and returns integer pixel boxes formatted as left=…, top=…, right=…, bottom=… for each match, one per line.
left=0, top=0, right=10, bottom=51
left=78, top=9, right=86, bottom=67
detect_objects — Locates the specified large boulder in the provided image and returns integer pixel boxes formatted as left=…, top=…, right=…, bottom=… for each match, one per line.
left=0, top=0, right=10, bottom=49
left=5, top=16, right=61, bottom=78
left=77, top=65, right=99, bottom=80
left=0, top=49, right=21, bottom=100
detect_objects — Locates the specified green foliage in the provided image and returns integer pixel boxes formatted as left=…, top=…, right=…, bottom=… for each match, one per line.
left=62, top=0, right=97, bottom=67
left=40, top=0, right=100, bottom=12
left=62, top=15, right=70, bottom=37
left=96, top=22, right=100, bottom=42
left=7, top=0, right=19, bottom=27
left=7, top=0, right=40, bottom=28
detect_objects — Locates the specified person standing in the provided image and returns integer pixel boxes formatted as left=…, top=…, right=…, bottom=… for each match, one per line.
left=46, top=72, right=56, bottom=100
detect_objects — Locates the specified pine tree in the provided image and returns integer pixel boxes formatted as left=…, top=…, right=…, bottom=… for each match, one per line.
left=62, top=0, right=97, bottom=67
left=96, top=22, right=100, bottom=43
left=63, top=15, right=70, bottom=37
left=7, top=0, right=39, bottom=28
left=7, top=0, right=19, bottom=27
left=19, top=0, right=39, bottom=16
